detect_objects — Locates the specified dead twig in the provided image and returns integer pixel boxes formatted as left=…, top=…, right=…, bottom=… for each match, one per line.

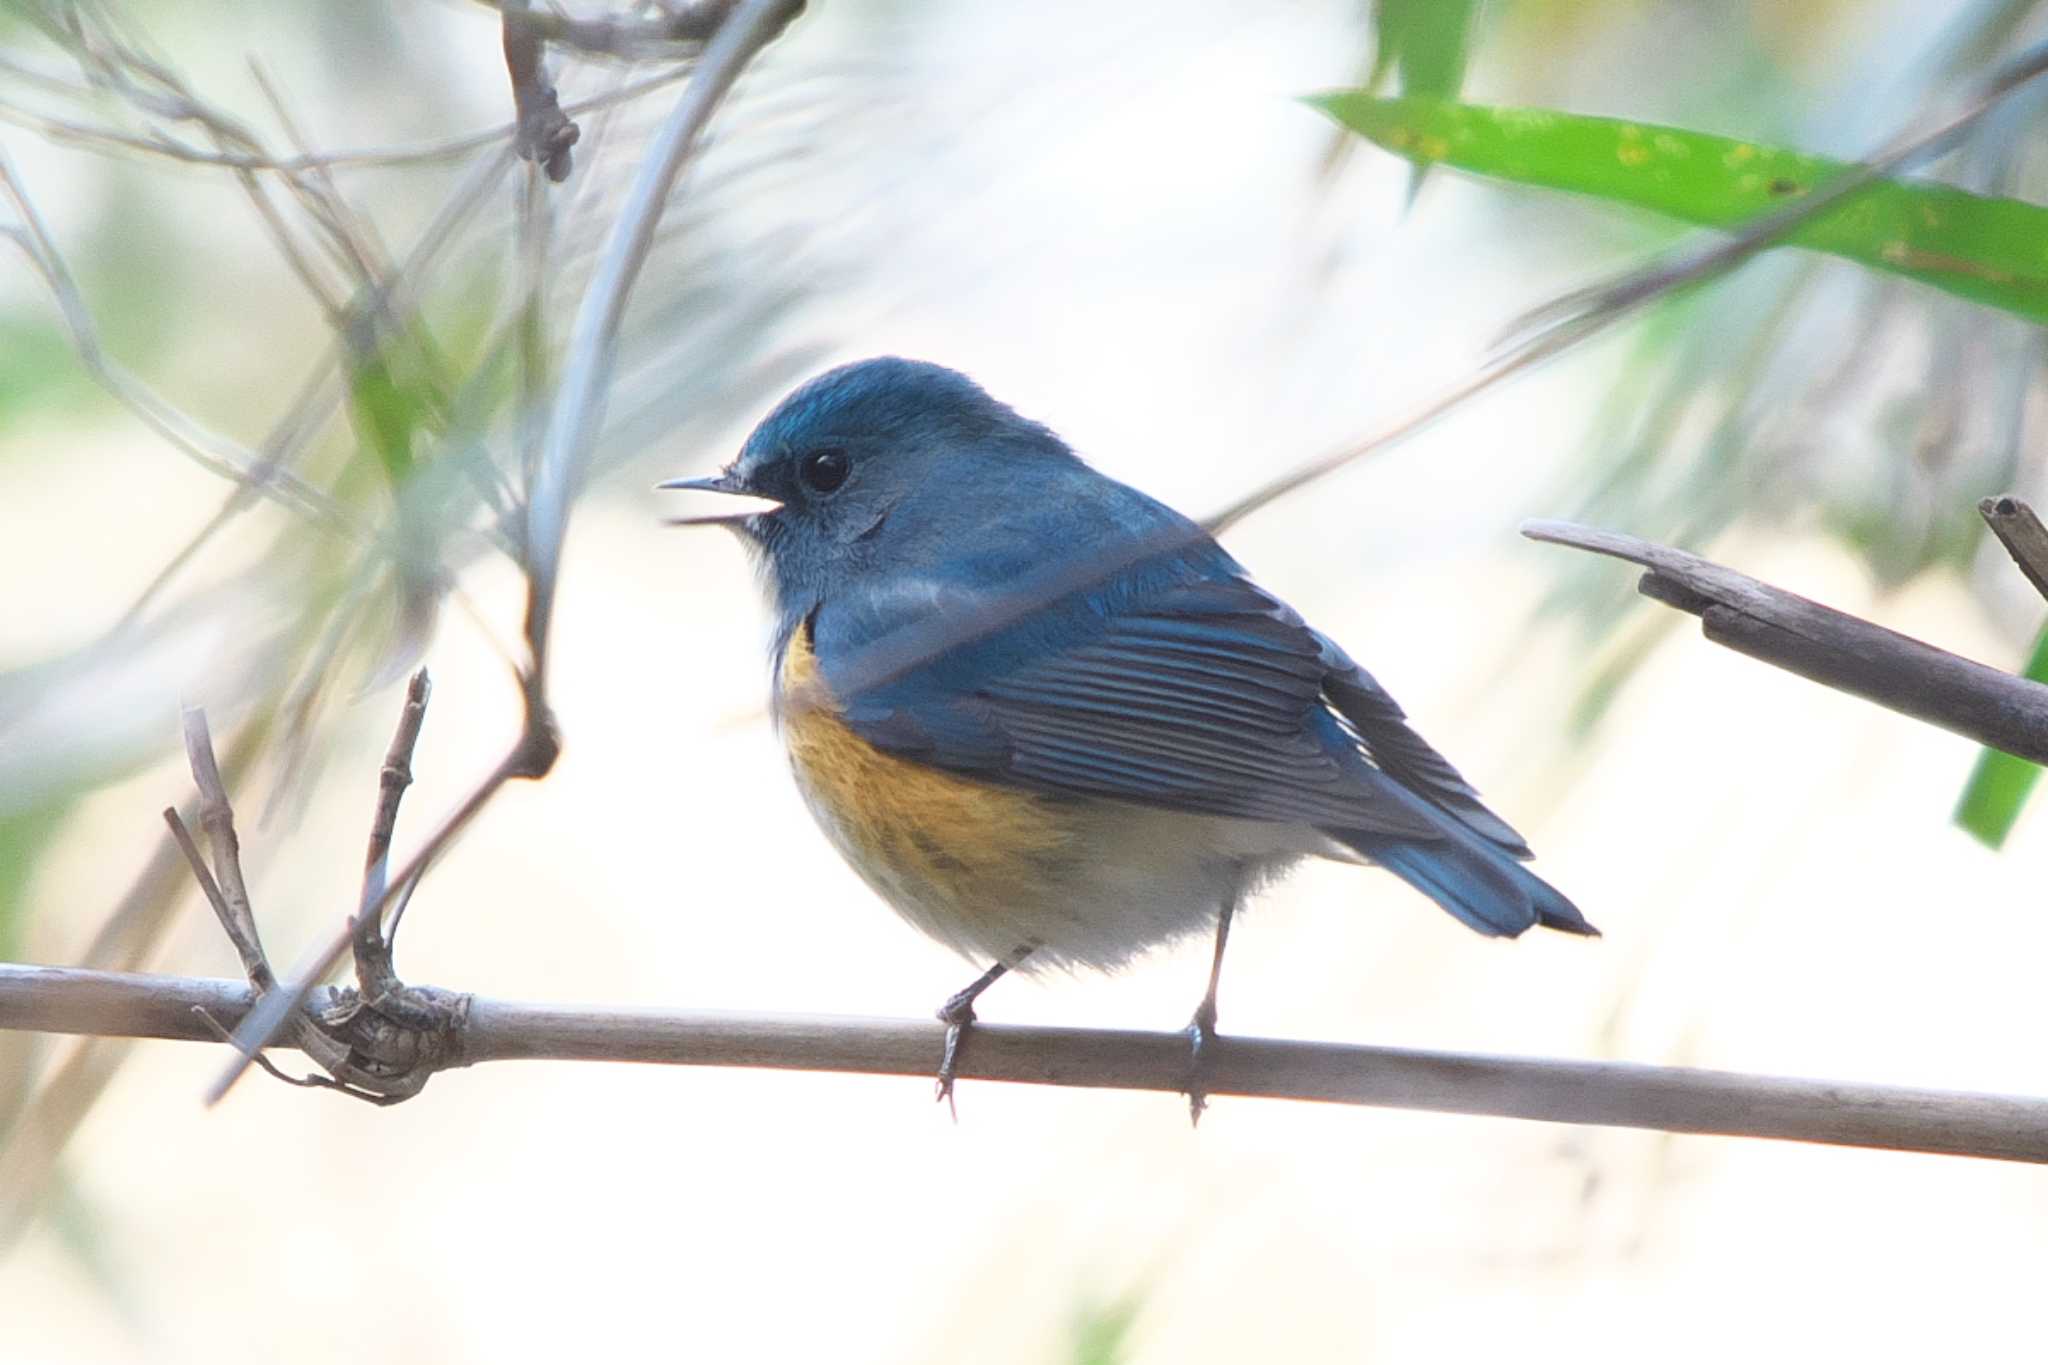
left=162, top=679, right=468, bottom=1107
left=205, top=0, right=807, bottom=1105
left=353, top=671, right=432, bottom=999
left=0, top=145, right=352, bottom=530
left=0, top=55, right=695, bottom=173
left=1980, top=494, right=2048, bottom=606
left=471, top=0, right=778, bottom=56
left=501, top=1, right=581, bottom=182
left=522, top=0, right=805, bottom=678
left=1522, top=519, right=2048, bottom=764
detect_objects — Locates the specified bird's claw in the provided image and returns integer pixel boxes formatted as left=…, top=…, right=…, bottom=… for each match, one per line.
left=1184, top=999, right=1219, bottom=1127
left=934, top=998, right=976, bottom=1120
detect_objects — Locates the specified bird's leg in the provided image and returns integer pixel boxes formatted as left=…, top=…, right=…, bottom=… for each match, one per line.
left=1185, top=899, right=1236, bottom=1126
left=934, top=947, right=1031, bottom=1116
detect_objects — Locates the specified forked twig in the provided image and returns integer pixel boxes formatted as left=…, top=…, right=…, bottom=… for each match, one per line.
left=160, top=678, right=465, bottom=1106
left=208, top=0, right=806, bottom=1105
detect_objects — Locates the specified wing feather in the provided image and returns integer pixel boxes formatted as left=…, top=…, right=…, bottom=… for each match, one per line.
left=820, top=568, right=1488, bottom=841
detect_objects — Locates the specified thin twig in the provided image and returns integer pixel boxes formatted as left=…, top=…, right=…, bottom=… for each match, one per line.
left=501, top=0, right=580, bottom=182
left=1495, top=36, right=2048, bottom=358
left=470, top=0, right=767, bottom=56
left=204, top=749, right=523, bottom=1104
left=161, top=809, right=272, bottom=992
left=187, top=1007, right=401, bottom=1106
left=0, top=721, right=267, bottom=1250
left=0, top=146, right=353, bottom=529
left=203, top=0, right=806, bottom=1105
left=353, top=670, right=432, bottom=997
left=1206, top=35, right=2048, bottom=534
left=178, top=709, right=272, bottom=989
left=4, top=963, right=2046, bottom=1163
left=0, top=57, right=695, bottom=172
left=1522, top=519, right=2048, bottom=763
left=1980, top=495, right=2048, bottom=606
left=523, top=0, right=804, bottom=680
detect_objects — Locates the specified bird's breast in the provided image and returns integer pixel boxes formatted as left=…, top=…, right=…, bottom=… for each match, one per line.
left=776, top=620, right=1073, bottom=951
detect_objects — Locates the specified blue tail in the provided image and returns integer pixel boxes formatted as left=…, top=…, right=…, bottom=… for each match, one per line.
left=1336, top=826, right=1597, bottom=939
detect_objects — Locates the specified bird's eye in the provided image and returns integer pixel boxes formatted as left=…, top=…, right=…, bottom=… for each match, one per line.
left=798, top=448, right=851, bottom=494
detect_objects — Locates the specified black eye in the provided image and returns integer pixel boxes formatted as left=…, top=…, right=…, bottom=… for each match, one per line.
left=798, top=448, right=850, bottom=494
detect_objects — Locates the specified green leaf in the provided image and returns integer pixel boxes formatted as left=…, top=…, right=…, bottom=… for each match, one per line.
left=1371, top=0, right=1477, bottom=100
left=1369, top=0, right=1477, bottom=200
left=1068, top=1290, right=1143, bottom=1365
left=346, top=322, right=451, bottom=487
left=1954, top=623, right=2048, bottom=848
left=1308, top=93, right=2048, bottom=324
left=0, top=315, right=93, bottom=424
left=0, top=798, right=76, bottom=962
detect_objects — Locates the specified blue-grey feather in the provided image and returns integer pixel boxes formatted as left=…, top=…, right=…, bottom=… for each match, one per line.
left=728, top=356, right=1592, bottom=943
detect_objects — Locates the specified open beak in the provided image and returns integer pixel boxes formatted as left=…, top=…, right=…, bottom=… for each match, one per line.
left=655, top=470, right=784, bottom=528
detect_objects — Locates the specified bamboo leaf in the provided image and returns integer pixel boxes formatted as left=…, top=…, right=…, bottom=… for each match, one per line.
left=1369, top=0, right=1478, bottom=201
left=1371, top=0, right=1477, bottom=99
left=1309, top=93, right=2048, bottom=324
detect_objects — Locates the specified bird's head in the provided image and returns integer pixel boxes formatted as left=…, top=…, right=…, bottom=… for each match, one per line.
left=661, top=357, right=1079, bottom=611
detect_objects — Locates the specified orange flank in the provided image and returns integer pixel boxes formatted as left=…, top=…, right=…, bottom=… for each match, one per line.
left=777, top=620, right=1071, bottom=921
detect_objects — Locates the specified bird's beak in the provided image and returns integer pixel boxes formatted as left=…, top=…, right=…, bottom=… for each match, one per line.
left=656, top=469, right=783, bottom=527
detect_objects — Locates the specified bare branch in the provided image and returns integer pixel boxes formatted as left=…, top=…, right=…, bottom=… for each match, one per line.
left=0, top=55, right=695, bottom=173
left=470, top=0, right=782, bottom=56
left=4, top=963, right=2046, bottom=1163
left=162, top=809, right=270, bottom=992
left=523, top=0, right=804, bottom=680
left=1206, top=340, right=1548, bottom=534
left=203, top=749, right=521, bottom=1104
left=500, top=1, right=581, bottom=182
left=0, top=722, right=269, bottom=1249
left=0, top=145, right=354, bottom=530
left=1980, top=495, right=2048, bottom=606
left=1522, top=519, right=2048, bottom=764
left=177, top=708, right=269, bottom=980
left=197, top=1, right=807, bottom=1102
left=353, top=670, right=432, bottom=997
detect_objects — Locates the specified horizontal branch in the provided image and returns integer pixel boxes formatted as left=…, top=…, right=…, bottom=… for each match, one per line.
left=5, top=963, right=2046, bottom=1163
left=1523, top=519, right=2048, bottom=764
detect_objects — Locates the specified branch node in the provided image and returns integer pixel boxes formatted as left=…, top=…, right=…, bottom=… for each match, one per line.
left=170, top=687, right=470, bottom=1106
left=501, top=8, right=580, bottom=182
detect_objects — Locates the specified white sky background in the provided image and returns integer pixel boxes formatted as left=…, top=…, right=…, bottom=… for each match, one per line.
left=6, top=1, right=2048, bottom=1360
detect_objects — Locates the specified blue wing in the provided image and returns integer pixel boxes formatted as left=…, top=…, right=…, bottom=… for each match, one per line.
left=805, top=540, right=1592, bottom=937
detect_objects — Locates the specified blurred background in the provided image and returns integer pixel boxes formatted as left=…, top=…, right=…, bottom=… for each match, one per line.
left=5, top=0, right=2048, bottom=1360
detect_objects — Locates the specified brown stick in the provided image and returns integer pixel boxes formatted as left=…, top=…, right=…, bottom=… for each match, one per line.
left=1980, top=495, right=2048, bottom=606
left=1523, top=520, right=2048, bottom=764
left=4, top=963, right=2044, bottom=1164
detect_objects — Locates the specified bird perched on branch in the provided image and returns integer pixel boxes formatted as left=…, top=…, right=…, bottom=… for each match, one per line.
left=663, top=357, right=1594, bottom=1117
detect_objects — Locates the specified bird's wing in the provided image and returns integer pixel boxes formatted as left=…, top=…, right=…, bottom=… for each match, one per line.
left=811, top=565, right=1498, bottom=842
left=1319, top=648, right=1533, bottom=857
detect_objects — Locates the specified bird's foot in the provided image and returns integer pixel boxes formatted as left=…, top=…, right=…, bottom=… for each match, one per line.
left=1184, top=998, right=1220, bottom=1127
left=934, top=990, right=979, bottom=1120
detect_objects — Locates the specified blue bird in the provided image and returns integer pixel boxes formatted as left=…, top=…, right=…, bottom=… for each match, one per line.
left=663, top=357, right=1594, bottom=1115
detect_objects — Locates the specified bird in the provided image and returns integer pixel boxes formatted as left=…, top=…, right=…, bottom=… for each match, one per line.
left=661, top=356, right=1595, bottom=1117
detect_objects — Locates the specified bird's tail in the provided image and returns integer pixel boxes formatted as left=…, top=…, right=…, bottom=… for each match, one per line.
left=1333, top=824, right=1597, bottom=939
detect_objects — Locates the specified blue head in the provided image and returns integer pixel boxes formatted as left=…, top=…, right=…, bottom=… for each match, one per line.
left=663, top=358, right=1090, bottom=618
